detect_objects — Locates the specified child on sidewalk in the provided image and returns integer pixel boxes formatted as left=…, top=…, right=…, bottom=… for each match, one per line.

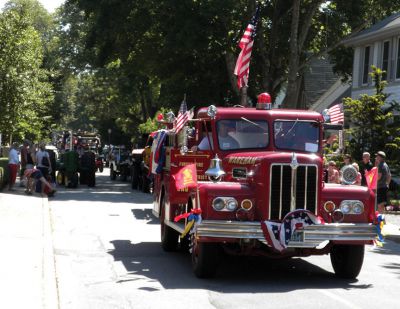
left=24, top=168, right=56, bottom=197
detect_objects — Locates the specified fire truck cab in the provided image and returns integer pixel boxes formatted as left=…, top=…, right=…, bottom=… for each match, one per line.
left=152, top=101, right=376, bottom=279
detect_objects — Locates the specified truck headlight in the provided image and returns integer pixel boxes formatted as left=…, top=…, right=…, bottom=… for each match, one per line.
left=226, top=199, right=238, bottom=211
left=212, top=197, right=238, bottom=211
left=212, top=198, right=225, bottom=211
left=339, top=200, right=365, bottom=214
left=340, top=201, right=352, bottom=214
left=352, top=201, right=364, bottom=214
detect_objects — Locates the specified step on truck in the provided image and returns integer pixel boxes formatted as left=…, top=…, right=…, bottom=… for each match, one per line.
left=151, top=93, right=377, bottom=279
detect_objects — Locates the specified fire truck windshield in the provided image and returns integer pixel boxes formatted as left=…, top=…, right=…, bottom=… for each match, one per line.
left=216, top=119, right=269, bottom=150
left=274, top=120, right=319, bottom=152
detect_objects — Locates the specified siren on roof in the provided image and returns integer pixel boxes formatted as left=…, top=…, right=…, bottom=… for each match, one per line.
left=256, top=92, right=272, bottom=110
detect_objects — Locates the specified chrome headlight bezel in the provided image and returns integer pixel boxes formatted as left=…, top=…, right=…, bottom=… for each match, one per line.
left=212, top=197, right=225, bottom=211
left=352, top=201, right=364, bottom=214
left=340, top=201, right=352, bottom=214
left=339, top=200, right=365, bottom=214
left=226, top=199, right=238, bottom=211
left=212, top=197, right=238, bottom=212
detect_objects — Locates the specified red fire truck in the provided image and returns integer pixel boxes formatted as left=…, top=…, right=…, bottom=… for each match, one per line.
left=152, top=94, right=376, bottom=279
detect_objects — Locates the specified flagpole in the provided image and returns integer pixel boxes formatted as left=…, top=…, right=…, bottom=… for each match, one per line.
left=194, top=159, right=200, bottom=210
left=240, top=86, right=248, bottom=107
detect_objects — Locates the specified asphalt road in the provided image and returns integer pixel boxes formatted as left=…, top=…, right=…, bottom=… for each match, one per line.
left=49, top=168, right=400, bottom=309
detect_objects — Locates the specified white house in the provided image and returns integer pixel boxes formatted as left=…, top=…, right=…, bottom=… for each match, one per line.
left=344, top=12, right=400, bottom=102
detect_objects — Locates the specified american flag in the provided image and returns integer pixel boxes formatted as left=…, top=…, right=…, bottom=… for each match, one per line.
left=174, top=99, right=193, bottom=133
left=234, top=6, right=260, bottom=89
left=261, top=210, right=322, bottom=252
left=328, top=103, right=344, bottom=124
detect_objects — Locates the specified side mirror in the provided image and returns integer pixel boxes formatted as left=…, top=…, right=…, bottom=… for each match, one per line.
left=322, top=109, right=330, bottom=123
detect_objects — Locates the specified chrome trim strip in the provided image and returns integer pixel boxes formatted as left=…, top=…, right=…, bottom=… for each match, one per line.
left=290, top=166, right=297, bottom=212
left=195, top=220, right=376, bottom=246
left=279, top=165, right=283, bottom=218
left=269, top=163, right=319, bottom=219
left=304, top=166, right=308, bottom=209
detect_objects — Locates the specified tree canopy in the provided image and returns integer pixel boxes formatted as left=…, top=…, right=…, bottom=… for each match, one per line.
left=0, top=4, right=52, bottom=143
left=2, top=0, right=400, bottom=147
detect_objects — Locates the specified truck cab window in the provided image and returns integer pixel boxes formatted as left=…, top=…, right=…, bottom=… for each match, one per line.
left=217, top=119, right=269, bottom=150
left=274, top=120, right=319, bottom=152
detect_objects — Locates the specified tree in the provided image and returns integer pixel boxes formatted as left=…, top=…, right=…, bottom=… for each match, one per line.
left=0, top=8, right=53, bottom=143
left=343, top=66, right=400, bottom=167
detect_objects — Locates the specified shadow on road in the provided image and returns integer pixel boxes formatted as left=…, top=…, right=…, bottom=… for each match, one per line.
left=131, top=209, right=159, bottom=224
left=52, top=173, right=153, bottom=204
left=107, top=239, right=373, bottom=293
left=369, top=240, right=400, bottom=256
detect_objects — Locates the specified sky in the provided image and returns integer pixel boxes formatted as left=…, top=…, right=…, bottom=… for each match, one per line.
left=0, top=0, right=65, bottom=13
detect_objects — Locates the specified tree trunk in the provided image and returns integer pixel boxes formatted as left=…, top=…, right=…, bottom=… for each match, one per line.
left=240, top=86, right=248, bottom=106
left=225, top=51, right=240, bottom=97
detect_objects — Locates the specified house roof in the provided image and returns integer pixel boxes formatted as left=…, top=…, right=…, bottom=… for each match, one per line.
left=343, top=12, right=400, bottom=46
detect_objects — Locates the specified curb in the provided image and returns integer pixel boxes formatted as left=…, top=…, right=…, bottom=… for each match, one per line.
left=41, top=196, right=60, bottom=309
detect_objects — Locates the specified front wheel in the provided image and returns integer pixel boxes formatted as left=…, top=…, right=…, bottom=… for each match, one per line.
left=160, top=197, right=179, bottom=251
left=330, top=244, right=365, bottom=279
left=192, top=238, right=220, bottom=278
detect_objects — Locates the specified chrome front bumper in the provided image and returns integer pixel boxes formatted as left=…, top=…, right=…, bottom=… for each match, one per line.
left=195, top=220, right=376, bottom=248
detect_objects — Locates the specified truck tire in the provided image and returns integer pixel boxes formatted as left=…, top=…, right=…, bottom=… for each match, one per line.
left=160, top=197, right=179, bottom=252
left=330, top=244, right=365, bottom=279
left=192, top=240, right=220, bottom=278
left=110, top=165, right=116, bottom=180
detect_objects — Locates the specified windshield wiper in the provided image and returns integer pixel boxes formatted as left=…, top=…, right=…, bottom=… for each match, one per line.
left=241, top=117, right=268, bottom=133
left=282, top=119, right=298, bottom=138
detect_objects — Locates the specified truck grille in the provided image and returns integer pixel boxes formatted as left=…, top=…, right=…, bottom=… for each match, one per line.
left=269, top=164, right=318, bottom=220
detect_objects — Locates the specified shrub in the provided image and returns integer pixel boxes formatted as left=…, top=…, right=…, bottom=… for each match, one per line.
left=0, top=157, right=9, bottom=189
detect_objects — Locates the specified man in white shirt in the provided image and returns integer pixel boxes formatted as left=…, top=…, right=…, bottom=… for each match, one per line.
left=8, top=143, right=20, bottom=191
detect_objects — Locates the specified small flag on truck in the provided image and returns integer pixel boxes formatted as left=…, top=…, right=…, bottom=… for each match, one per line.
left=173, top=163, right=198, bottom=190
left=328, top=103, right=344, bottom=124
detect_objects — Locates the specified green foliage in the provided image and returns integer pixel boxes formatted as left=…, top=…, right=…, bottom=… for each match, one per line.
left=0, top=157, right=9, bottom=189
left=0, top=6, right=53, bottom=143
left=343, top=66, right=400, bottom=170
left=138, top=107, right=171, bottom=134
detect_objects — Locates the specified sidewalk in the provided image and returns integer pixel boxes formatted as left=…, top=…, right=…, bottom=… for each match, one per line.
left=384, top=213, right=400, bottom=243
left=0, top=187, right=58, bottom=309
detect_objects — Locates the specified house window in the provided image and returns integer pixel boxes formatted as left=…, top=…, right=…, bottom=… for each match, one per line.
left=362, top=46, right=370, bottom=84
left=382, top=41, right=390, bottom=80
left=396, top=38, right=400, bottom=79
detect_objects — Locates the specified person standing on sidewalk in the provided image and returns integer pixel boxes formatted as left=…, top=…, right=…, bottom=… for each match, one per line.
left=36, top=143, right=52, bottom=180
left=8, top=142, right=20, bottom=191
left=376, top=151, right=391, bottom=213
left=361, top=152, right=373, bottom=186
left=19, top=140, right=30, bottom=186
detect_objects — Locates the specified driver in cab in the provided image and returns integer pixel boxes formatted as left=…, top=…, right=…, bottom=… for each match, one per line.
left=217, top=120, right=240, bottom=150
